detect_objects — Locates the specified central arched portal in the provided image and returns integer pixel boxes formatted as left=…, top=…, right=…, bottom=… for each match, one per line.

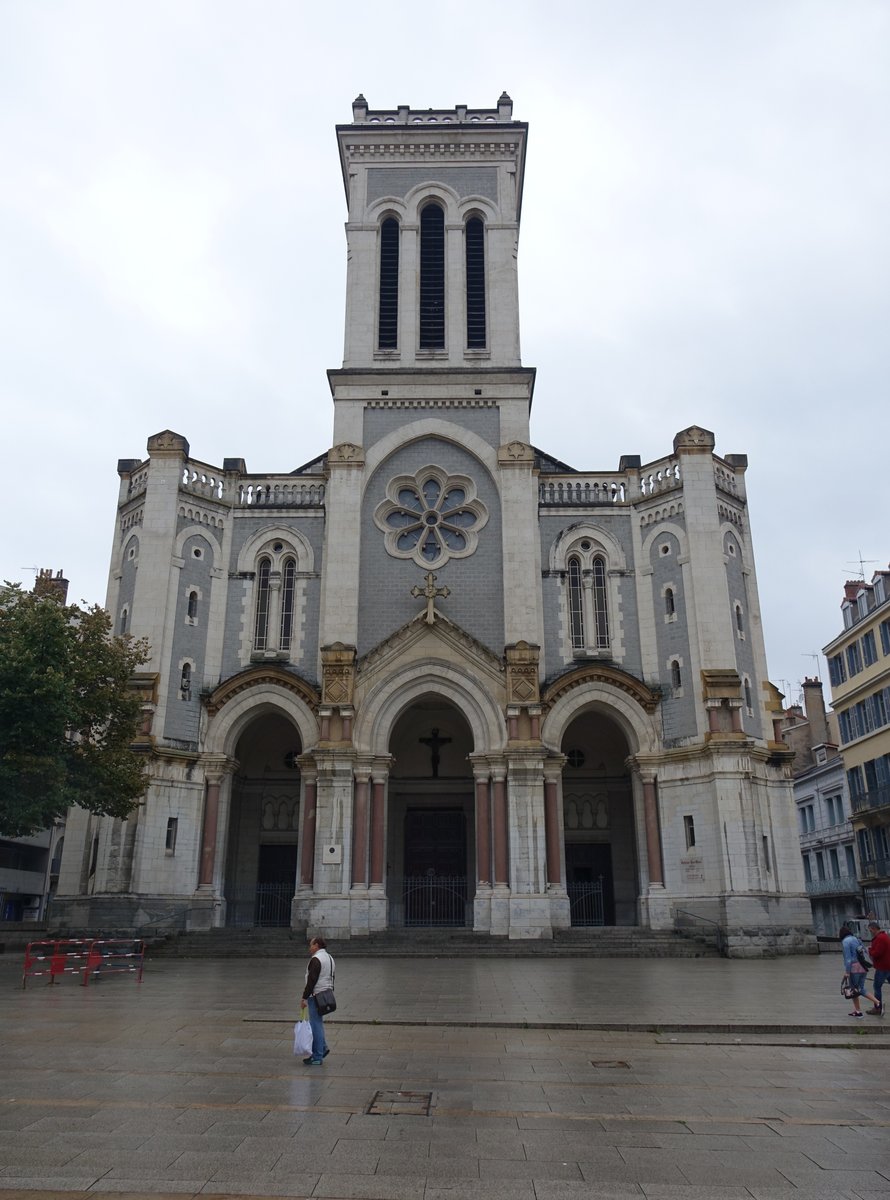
left=561, top=709, right=639, bottom=926
left=224, top=713, right=302, bottom=927
left=386, top=698, right=475, bottom=927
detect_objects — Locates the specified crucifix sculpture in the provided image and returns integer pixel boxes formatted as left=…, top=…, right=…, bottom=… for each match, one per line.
left=419, top=727, right=452, bottom=778
left=410, top=571, right=450, bottom=624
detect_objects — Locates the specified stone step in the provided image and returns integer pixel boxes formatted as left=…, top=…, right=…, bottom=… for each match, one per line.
left=148, top=927, right=720, bottom=959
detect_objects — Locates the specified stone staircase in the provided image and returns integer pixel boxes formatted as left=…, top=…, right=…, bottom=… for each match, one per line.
left=147, top=925, right=721, bottom=959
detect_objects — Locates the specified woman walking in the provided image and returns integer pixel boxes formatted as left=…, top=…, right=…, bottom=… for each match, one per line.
left=300, top=935, right=335, bottom=1065
left=840, top=924, right=879, bottom=1018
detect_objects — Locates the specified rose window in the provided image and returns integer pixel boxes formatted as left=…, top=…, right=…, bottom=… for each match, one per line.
left=374, top=466, right=488, bottom=567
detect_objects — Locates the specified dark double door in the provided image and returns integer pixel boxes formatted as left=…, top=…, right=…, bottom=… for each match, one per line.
left=565, top=842, right=615, bottom=925
left=402, top=807, right=467, bottom=926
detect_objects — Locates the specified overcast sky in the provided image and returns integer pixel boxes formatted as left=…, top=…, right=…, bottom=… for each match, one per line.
left=2, top=0, right=887, bottom=705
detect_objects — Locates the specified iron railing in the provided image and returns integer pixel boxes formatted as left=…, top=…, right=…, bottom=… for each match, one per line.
left=389, top=877, right=468, bottom=927
left=852, top=785, right=890, bottom=815
left=805, top=874, right=861, bottom=897
left=673, top=908, right=728, bottom=956
left=225, top=883, right=293, bottom=928
left=567, top=880, right=604, bottom=927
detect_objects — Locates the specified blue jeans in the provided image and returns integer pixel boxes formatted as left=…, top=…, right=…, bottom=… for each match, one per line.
left=874, top=969, right=888, bottom=1006
left=307, top=995, right=328, bottom=1060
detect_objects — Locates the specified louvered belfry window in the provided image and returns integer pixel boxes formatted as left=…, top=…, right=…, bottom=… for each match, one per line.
left=465, top=216, right=486, bottom=348
left=419, top=203, right=445, bottom=348
left=378, top=217, right=399, bottom=349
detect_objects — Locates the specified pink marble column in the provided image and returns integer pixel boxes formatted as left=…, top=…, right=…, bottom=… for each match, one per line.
left=492, top=773, right=508, bottom=886
left=544, top=776, right=562, bottom=885
left=351, top=775, right=370, bottom=887
left=642, top=776, right=663, bottom=886
left=707, top=703, right=721, bottom=733
left=475, top=776, right=491, bottom=886
left=299, top=776, right=317, bottom=887
left=369, top=777, right=386, bottom=886
left=199, top=777, right=221, bottom=886
left=730, top=702, right=743, bottom=733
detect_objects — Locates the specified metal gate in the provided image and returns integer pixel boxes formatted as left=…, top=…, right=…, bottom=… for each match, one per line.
left=225, top=883, right=293, bottom=928
left=390, top=876, right=468, bottom=927
left=567, top=879, right=604, bottom=926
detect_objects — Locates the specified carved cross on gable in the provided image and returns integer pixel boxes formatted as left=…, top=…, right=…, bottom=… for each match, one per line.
left=410, top=571, right=450, bottom=625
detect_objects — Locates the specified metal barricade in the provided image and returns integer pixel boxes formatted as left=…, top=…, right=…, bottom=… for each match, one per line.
left=22, top=938, right=145, bottom=989
left=393, top=876, right=468, bottom=927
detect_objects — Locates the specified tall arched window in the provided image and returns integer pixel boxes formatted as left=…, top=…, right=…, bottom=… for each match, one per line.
left=465, top=216, right=486, bottom=348
left=378, top=217, right=399, bottom=349
left=592, top=556, right=610, bottom=650
left=279, top=558, right=296, bottom=651
left=180, top=662, right=192, bottom=699
left=568, top=556, right=585, bottom=649
left=187, top=590, right=198, bottom=621
left=744, top=677, right=752, bottom=710
left=254, top=557, right=271, bottom=650
left=671, top=660, right=682, bottom=690
left=419, top=203, right=445, bottom=348
left=665, top=587, right=675, bottom=617
left=735, top=604, right=744, bottom=635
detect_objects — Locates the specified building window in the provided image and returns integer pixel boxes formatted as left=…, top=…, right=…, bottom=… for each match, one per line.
left=664, top=587, right=675, bottom=618
left=187, top=590, right=198, bottom=621
left=683, top=814, right=696, bottom=849
left=744, top=677, right=752, bottom=711
left=802, top=854, right=812, bottom=883
left=568, top=556, right=585, bottom=650
left=419, top=203, right=445, bottom=348
left=165, top=818, right=178, bottom=855
left=592, top=556, right=610, bottom=650
left=846, top=641, right=863, bottom=676
left=845, top=844, right=856, bottom=875
left=375, top=466, right=488, bottom=568
left=671, top=659, right=682, bottom=690
left=862, top=629, right=878, bottom=666
left=735, top=604, right=744, bottom=636
left=465, top=216, right=486, bottom=348
left=279, top=558, right=296, bottom=651
left=880, top=618, right=890, bottom=657
left=828, top=654, right=847, bottom=687
left=762, top=835, right=771, bottom=874
left=119, top=606, right=129, bottom=635
left=815, top=850, right=825, bottom=880
left=179, top=662, right=192, bottom=700
left=829, top=847, right=840, bottom=878
left=378, top=217, right=399, bottom=349
left=254, top=557, right=271, bottom=650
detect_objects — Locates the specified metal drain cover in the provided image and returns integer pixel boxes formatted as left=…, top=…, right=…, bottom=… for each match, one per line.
left=367, top=1089, right=432, bottom=1116
left=590, top=1060, right=630, bottom=1069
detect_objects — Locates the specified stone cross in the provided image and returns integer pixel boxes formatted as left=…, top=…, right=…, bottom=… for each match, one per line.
left=410, top=571, right=450, bottom=624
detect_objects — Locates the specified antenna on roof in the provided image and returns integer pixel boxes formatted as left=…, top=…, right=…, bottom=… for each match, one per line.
left=845, top=550, right=878, bottom=579
left=802, top=653, right=820, bottom=676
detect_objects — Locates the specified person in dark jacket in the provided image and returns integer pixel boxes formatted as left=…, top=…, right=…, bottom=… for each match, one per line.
left=866, top=920, right=889, bottom=1015
left=300, top=936, right=334, bottom=1065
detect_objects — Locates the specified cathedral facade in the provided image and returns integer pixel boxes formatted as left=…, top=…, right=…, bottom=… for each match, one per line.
left=54, top=95, right=813, bottom=954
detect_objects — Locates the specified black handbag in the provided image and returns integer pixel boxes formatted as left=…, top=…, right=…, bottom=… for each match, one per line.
left=314, top=988, right=336, bottom=1015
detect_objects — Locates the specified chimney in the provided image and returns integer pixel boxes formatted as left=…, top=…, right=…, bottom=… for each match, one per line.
left=802, top=677, right=829, bottom=747
left=35, top=568, right=69, bottom=603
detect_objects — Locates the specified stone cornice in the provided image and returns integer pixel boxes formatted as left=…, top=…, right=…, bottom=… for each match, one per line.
left=203, top=666, right=320, bottom=716
left=542, top=664, right=661, bottom=715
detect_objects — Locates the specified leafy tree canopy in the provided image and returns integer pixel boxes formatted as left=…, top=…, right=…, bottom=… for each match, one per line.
left=0, top=579, right=150, bottom=837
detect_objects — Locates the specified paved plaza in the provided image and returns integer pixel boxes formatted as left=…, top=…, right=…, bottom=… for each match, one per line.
left=1, top=950, right=889, bottom=1200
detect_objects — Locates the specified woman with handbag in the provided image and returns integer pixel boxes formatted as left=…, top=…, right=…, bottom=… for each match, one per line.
left=840, top=924, right=879, bottom=1018
left=300, top=935, right=335, bottom=1065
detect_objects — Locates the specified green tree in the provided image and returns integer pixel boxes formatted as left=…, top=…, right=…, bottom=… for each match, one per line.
left=0, top=579, right=149, bottom=837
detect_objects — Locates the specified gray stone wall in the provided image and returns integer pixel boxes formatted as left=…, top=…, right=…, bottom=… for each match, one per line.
left=359, top=435, right=503, bottom=655
left=117, top=533, right=139, bottom=636
left=363, top=405, right=501, bottom=452
left=163, top=531, right=213, bottom=744
left=366, top=166, right=498, bottom=204
left=650, top=529, right=696, bottom=742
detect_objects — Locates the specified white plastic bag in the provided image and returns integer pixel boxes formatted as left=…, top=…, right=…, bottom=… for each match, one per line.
left=293, top=1019, right=313, bottom=1057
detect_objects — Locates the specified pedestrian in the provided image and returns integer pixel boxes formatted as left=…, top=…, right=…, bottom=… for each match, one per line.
left=865, top=920, right=889, bottom=1016
left=839, top=923, right=879, bottom=1018
left=300, top=935, right=335, bottom=1065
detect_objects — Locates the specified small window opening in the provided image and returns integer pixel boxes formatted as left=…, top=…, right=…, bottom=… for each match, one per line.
left=165, top=818, right=178, bottom=855
left=465, top=216, right=486, bottom=348
left=120, top=607, right=129, bottom=635
left=378, top=217, right=399, bottom=349
left=665, top=588, right=675, bottom=617
left=683, top=814, right=696, bottom=849
left=735, top=604, right=744, bottom=634
left=762, top=835, right=771, bottom=873
left=180, top=663, right=192, bottom=699
left=671, top=660, right=682, bottom=689
left=744, top=678, right=752, bottom=710
left=187, top=591, right=198, bottom=620
left=419, top=203, right=445, bottom=348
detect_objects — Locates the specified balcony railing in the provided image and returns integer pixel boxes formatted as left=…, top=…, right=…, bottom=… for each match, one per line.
left=852, top=784, right=890, bottom=815
left=805, top=874, right=860, bottom=897
left=861, top=857, right=890, bottom=881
